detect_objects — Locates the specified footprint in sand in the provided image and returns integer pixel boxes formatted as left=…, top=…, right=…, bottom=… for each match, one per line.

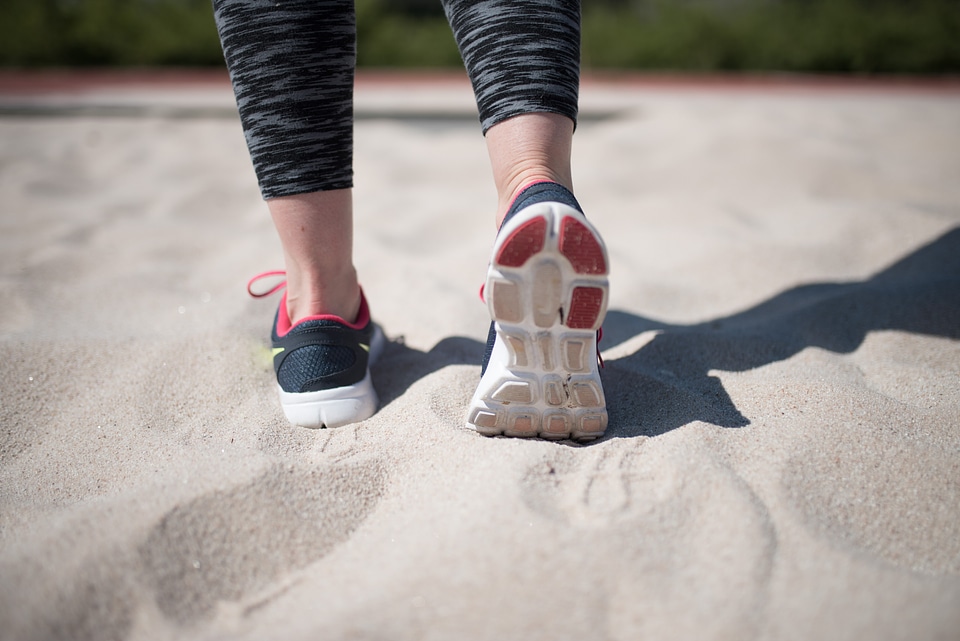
left=139, top=461, right=383, bottom=624
left=521, top=441, right=777, bottom=639
left=521, top=446, right=657, bottom=528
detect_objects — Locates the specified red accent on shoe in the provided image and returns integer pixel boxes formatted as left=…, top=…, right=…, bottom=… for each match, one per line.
left=275, top=290, right=371, bottom=337
left=496, top=217, right=547, bottom=268
left=567, top=286, right=604, bottom=329
left=248, top=271, right=371, bottom=337
left=559, top=217, right=607, bottom=275
left=275, top=291, right=294, bottom=335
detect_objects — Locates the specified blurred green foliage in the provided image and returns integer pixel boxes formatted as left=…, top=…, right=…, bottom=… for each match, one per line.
left=583, top=0, right=960, bottom=73
left=356, top=0, right=460, bottom=67
left=1, top=0, right=225, bottom=66
left=1, top=0, right=959, bottom=73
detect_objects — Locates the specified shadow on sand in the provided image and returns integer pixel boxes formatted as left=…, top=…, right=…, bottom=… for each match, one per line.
left=372, top=227, right=960, bottom=441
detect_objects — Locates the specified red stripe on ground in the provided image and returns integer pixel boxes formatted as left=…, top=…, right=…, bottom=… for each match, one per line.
left=2, top=69, right=958, bottom=95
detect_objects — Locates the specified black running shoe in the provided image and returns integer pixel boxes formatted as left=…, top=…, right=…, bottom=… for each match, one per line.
left=249, top=272, right=384, bottom=428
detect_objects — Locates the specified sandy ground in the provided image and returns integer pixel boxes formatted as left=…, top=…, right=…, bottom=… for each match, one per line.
left=1, top=72, right=959, bottom=641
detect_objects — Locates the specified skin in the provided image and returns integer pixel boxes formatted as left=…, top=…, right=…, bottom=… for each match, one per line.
left=268, top=111, right=575, bottom=325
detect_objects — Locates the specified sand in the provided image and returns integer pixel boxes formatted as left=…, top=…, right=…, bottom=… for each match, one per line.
left=1, top=71, right=959, bottom=640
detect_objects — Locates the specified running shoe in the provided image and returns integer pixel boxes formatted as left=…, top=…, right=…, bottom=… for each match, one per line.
left=248, top=272, right=385, bottom=428
left=467, top=183, right=610, bottom=442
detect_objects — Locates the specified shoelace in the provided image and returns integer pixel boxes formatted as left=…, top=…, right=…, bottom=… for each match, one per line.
left=247, top=270, right=287, bottom=298
left=479, top=284, right=604, bottom=369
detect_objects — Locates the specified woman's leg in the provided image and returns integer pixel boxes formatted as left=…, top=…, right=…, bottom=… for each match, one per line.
left=215, top=0, right=380, bottom=430
left=484, top=112, right=574, bottom=227
left=442, top=0, right=581, bottom=224
left=267, top=191, right=360, bottom=326
left=214, top=0, right=360, bottom=323
left=445, top=0, right=611, bottom=441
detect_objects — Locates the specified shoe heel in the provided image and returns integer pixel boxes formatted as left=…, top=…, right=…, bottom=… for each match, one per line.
left=278, top=371, right=378, bottom=429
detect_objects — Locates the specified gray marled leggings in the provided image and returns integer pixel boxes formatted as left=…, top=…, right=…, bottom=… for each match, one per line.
left=213, top=0, right=580, bottom=199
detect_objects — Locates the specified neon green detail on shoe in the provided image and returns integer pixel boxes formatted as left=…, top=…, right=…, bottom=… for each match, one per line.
left=360, top=343, right=370, bottom=353
left=271, top=347, right=285, bottom=358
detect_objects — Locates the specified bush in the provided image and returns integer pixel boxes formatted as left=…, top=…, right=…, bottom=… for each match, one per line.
left=581, top=0, right=960, bottom=73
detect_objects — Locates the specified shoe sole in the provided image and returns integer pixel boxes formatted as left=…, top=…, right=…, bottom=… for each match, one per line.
left=467, top=203, right=609, bottom=442
left=278, top=325, right=385, bottom=429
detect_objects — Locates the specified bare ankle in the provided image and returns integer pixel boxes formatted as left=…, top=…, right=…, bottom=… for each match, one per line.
left=284, top=267, right=361, bottom=324
left=266, top=188, right=361, bottom=323
left=485, top=113, right=574, bottom=227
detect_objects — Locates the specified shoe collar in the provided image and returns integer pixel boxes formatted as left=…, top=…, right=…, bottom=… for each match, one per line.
left=275, top=289, right=371, bottom=337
